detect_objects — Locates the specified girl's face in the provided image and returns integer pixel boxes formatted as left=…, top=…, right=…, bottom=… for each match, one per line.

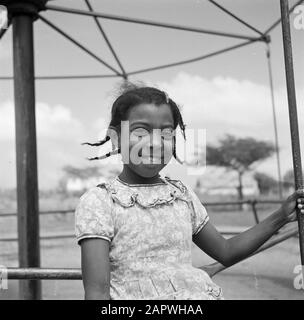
left=120, top=103, right=175, bottom=178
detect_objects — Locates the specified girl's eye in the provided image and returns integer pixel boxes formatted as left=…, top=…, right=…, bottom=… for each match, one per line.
left=130, top=128, right=149, bottom=139
left=161, top=128, right=175, bottom=140
left=130, top=128, right=174, bottom=140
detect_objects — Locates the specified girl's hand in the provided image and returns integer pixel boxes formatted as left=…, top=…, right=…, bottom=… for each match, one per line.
left=279, top=188, right=304, bottom=223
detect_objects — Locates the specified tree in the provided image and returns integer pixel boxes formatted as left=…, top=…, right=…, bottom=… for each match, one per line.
left=283, top=169, right=294, bottom=189
left=253, top=172, right=278, bottom=195
left=62, top=165, right=101, bottom=179
left=283, top=169, right=304, bottom=190
left=204, top=134, right=276, bottom=204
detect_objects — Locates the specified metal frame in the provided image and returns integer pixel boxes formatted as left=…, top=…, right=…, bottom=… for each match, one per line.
left=44, top=3, right=262, bottom=41
left=1, top=1, right=303, bottom=80
left=0, top=0, right=303, bottom=300
left=3, top=225, right=298, bottom=280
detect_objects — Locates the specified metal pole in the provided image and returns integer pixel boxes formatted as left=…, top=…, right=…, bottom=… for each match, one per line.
left=266, top=44, right=283, bottom=199
left=12, top=10, right=41, bottom=300
left=280, top=0, right=304, bottom=266
left=45, top=4, right=262, bottom=41
left=7, top=268, right=82, bottom=280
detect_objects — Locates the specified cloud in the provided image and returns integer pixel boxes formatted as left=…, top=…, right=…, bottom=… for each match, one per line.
left=0, top=101, right=85, bottom=141
left=36, top=103, right=84, bottom=140
left=157, top=72, right=304, bottom=181
left=0, top=101, right=88, bottom=189
left=159, top=72, right=279, bottom=133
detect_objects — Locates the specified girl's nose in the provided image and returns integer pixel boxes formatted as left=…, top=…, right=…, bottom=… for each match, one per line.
left=145, top=130, right=163, bottom=158
left=153, top=130, right=165, bottom=160
left=151, top=130, right=164, bottom=156
left=152, top=129, right=163, bottom=148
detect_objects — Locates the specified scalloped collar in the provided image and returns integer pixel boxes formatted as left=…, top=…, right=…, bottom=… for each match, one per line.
left=96, top=176, right=191, bottom=208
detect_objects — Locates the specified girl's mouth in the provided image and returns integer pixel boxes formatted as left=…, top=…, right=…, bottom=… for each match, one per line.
left=142, top=156, right=163, bottom=164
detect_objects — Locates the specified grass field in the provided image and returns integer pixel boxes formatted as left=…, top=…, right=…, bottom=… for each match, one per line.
left=0, top=193, right=303, bottom=300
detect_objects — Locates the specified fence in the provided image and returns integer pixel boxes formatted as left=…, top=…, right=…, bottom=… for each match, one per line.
left=0, top=198, right=286, bottom=242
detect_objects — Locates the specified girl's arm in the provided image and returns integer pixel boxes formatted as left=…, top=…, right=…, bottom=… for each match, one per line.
left=193, top=190, right=304, bottom=268
left=80, top=238, right=111, bottom=300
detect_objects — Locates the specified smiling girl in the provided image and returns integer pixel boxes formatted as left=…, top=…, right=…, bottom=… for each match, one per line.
left=75, top=84, right=304, bottom=300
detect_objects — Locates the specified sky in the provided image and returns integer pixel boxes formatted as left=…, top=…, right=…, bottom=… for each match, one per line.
left=0, top=0, right=304, bottom=190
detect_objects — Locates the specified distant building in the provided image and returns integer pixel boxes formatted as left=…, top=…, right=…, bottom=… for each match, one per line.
left=59, top=164, right=121, bottom=193
left=66, top=176, right=108, bottom=192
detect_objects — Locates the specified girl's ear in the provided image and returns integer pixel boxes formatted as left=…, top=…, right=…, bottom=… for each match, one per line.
left=107, top=126, right=120, bottom=150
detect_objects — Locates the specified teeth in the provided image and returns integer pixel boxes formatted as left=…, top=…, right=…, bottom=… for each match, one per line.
left=143, top=157, right=162, bottom=162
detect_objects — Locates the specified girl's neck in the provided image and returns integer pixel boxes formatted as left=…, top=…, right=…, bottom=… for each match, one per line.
left=118, top=165, right=163, bottom=185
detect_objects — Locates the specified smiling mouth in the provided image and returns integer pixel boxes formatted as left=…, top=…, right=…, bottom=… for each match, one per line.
left=141, top=157, right=164, bottom=164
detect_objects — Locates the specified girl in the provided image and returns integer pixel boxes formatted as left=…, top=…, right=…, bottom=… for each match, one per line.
left=75, top=84, right=304, bottom=300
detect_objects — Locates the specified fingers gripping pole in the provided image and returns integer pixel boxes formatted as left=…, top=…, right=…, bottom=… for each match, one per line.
left=280, top=0, right=304, bottom=266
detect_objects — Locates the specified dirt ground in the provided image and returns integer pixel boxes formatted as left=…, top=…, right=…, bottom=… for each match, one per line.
left=0, top=207, right=303, bottom=300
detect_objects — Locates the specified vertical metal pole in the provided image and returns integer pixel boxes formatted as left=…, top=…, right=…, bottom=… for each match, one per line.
left=13, top=13, right=41, bottom=299
left=280, top=0, right=304, bottom=266
left=266, top=45, right=283, bottom=199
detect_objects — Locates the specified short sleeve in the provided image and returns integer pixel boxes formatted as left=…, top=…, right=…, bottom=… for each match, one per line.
left=75, top=186, right=114, bottom=245
left=185, top=184, right=210, bottom=236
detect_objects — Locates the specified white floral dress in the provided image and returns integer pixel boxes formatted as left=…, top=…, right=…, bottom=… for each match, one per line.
left=75, top=175, right=224, bottom=300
